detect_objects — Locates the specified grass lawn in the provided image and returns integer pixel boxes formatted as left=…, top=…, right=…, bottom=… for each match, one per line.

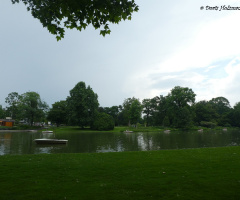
left=47, top=126, right=171, bottom=133
left=44, top=125, right=238, bottom=134
left=0, top=147, right=240, bottom=200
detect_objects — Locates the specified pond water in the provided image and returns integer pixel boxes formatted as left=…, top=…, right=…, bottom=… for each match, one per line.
left=0, top=129, right=240, bottom=155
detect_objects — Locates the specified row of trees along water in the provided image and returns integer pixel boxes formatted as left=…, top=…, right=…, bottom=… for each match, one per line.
left=1, top=81, right=240, bottom=130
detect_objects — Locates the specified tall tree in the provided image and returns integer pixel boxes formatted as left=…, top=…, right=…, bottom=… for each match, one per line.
left=142, top=97, right=162, bottom=126
left=209, top=97, right=231, bottom=115
left=122, top=97, right=142, bottom=127
left=67, top=81, right=99, bottom=128
left=117, top=105, right=127, bottom=126
left=47, top=100, right=68, bottom=127
left=167, top=86, right=196, bottom=128
left=227, top=102, right=240, bottom=127
left=12, top=0, right=139, bottom=40
left=5, top=92, right=21, bottom=119
left=153, top=95, right=168, bottom=126
left=19, top=92, right=49, bottom=126
left=168, top=86, right=196, bottom=108
left=193, top=100, right=218, bottom=125
left=209, top=97, right=231, bottom=126
left=0, top=105, right=6, bottom=119
left=99, top=106, right=120, bottom=126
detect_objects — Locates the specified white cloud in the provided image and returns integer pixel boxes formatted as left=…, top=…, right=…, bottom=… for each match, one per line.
left=185, top=57, right=240, bottom=106
left=155, top=11, right=240, bottom=73
left=122, top=7, right=240, bottom=106
left=204, top=65, right=217, bottom=72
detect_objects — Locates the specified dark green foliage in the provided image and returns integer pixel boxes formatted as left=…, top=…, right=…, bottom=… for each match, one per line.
left=0, top=105, right=6, bottom=119
left=11, top=0, right=139, bottom=40
left=5, top=92, right=21, bottom=119
left=228, top=102, right=240, bottom=127
left=116, top=105, right=128, bottom=126
left=168, top=86, right=196, bottom=108
left=4, top=85, right=240, bottom=129
left=209, top=97, right=231, bottom=115
left=193, top=97, right=232, bottom=127
left=19, top=92, right=49, bottom=126
left=142, top=98, right=151, bottom=126
left=98, top=106, right=120, bottom=126
left=200, top=121, right=217, bottom=128
left=208, top=97, right=232, bottom=126
left=3, top=91, right=48, bottom=125
left=144, top=95, right=169, bottom=126
left=122, top=97, right=142, bottom=126
left=193, top=100, right=218, bottom=124
left=142, top=96, right=166, bottom=126
left=47, top=100, right=68, bottom=126
left=67, top=81, right=99, bottom=128
left=142, top=98, right=162, bottom=126
left=92, top=112, right=114, bottom=131
left=142, top=96, right=164, bottom=127
left=163, top=116, right=170, bottom=127
left=173, top=107, right=193, bottom=128
left=166, top=86, right=196, bottom=128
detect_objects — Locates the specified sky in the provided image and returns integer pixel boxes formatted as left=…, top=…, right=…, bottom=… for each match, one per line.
left=1, top=0, right=240, bottom=108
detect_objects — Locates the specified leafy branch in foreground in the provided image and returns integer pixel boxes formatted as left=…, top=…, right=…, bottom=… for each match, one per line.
left=11, top=0, right=139, bottom=40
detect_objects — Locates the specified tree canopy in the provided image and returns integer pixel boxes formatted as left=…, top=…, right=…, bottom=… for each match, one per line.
left=122, top=97, right=142, bottom=126
left=19, top=92, right=49, bottom=126
left=0, top=105, right=5, bottom=119
left=47, top=100, right=67, bottom=127
left=193, top=100, right=217, bottom=124
left=67, top=81, right=99, bottom=128
left=11, top=0, right=139, bottom=40
left=5, top=92, right=21, bottom=119
left=166, top=86, right=196, bottom=128
left=3, top=91, right=48, bottom=126
left=209, top=97, right=231, bottom=115
left=92, top=112, right=114, bottom=131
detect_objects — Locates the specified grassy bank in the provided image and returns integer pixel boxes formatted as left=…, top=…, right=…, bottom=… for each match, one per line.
left=46, top=125, right=238, bottom=134
left=2, top=124, right=237, bottom=133
left=51, top=126, right=168, bottom=133
left=1, top=147, right=240, bottom=200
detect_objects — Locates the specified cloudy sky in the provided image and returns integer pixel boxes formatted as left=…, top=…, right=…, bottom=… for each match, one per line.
left=1, top=0, right=240, bottom=108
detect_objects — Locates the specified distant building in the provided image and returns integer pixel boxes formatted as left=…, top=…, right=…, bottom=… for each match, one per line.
left=0, top=118, right=15, bottom=127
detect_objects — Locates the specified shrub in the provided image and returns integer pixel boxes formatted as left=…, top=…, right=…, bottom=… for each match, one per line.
left=200, top=121, right=217, bottom=128
left=92, top=113, right=114, bottom=131
left=163, top=116, right=170, bottom=127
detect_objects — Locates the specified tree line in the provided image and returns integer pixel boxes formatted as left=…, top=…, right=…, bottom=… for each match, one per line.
left=1, top=81, right=240, bottom=130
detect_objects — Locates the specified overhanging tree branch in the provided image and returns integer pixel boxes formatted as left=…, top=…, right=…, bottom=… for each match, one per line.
left=11, top=0, right=139, bottom=40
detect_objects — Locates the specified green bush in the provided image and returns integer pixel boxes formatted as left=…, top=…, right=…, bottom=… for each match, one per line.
left=92, top=113, right=114, bottom=131
left=200, top=121, right=217, bottom=128
left=163, top=116, right=170, bottom=127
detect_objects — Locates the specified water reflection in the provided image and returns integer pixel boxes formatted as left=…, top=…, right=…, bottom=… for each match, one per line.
left=0, top=129, right=240, bottom=155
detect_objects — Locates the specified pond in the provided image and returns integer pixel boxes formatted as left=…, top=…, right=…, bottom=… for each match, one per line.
left=0, top=129, right=240, bottom=155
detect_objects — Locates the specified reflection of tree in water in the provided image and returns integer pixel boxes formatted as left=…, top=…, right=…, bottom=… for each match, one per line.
left=0, top=133, right=12, bottom=155
left=137, top=133, right=153, bottom=151
left=0, top=132, right=43, bottom=155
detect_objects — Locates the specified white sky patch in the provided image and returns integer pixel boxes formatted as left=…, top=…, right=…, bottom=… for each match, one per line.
left=154, top=11, right=240, bottom=74
left=221, top=57, right=240, bottom=106
left=195, top=57, right=240, bottom=106
left=204, top=65, right=218, bottom=73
